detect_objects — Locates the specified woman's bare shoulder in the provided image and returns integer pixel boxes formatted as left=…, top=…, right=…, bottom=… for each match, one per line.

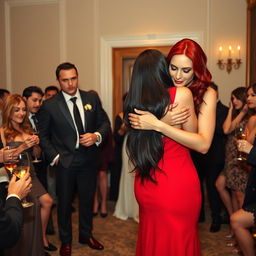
left=247, top=115, right=256, bottom=126
left=203, top=86, right=217, bottom=101
left=175, top=87, right=193, bottom=104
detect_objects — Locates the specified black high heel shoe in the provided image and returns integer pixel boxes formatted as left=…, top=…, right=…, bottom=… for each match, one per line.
left=93, top=212, right=98, bottom=217
left=100, top=212, right=108, bottom=218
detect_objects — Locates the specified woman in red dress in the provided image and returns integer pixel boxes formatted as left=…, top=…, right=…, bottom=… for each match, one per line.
left=127, top=39, right=216, bottom=256
left=124, top=49, right=198, bottom=256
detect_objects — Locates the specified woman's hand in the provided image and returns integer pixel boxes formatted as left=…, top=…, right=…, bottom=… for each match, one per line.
left=241, top=103, right=249, bottom=114
left=237, top=139, right=253, bottom=154
left=228, top=100, right=233, bottom=110
left=118, top=122, right=128, bottom=135
left=129, top=109, right=160, bottom=130
left=161, top=103, right=190, bottom=126
left=21, top=135, right=39, bottom=151
left=0, top=147, right=18, bottom=163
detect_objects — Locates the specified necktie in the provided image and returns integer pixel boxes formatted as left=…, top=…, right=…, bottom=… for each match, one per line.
left=70, top=97, right=84, bottom=135
left=31, top=114, right=39, bottom=133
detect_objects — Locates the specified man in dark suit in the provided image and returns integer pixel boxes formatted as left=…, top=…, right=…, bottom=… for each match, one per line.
left=22, top=86, right=47, bottom=188
left=0, top=172, right=31, bottom=250
left=38, top=62, right=110, bottom=256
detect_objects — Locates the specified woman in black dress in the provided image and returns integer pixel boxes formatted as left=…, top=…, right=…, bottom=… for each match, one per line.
left=230, top=84, right=256, bottom=256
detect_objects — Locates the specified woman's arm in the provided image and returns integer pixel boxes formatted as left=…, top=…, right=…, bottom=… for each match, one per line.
left=15, top=135, right=39, bottom=155
left=223, top=103, right=248, bottom=134
left=129, top=87, right=216, bottom=153
left=161, top=103, right=190, bottom=126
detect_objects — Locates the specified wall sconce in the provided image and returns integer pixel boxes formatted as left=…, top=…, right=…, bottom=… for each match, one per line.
left=217, top=45, right=242, bottom=73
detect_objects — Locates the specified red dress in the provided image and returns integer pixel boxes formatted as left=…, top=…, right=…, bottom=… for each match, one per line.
left=135, top=87, right=201, bottom=256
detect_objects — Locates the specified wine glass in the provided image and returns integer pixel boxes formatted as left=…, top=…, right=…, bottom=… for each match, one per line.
left=31, top=131, right=42, bottom=163
left=3, top=146, right=18, bottom=178
left=235, top=124, right=247, bottom=161
left=13, top=152, right=34, bottom=208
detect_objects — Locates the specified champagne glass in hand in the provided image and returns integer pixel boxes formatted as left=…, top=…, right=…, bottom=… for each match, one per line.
left=235, top=125, right=247, bottom=161
left=31, top=132, right=42, bottom=163
left=13, top=152, right=34, bottom=208
left=3, top=146, right=18, bottom=176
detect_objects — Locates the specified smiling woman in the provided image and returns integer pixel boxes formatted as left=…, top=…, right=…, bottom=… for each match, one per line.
left=0, top=94, right=53, bottom=256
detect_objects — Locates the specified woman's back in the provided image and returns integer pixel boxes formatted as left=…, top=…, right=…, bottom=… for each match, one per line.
left=135, top=87, right=201, bottom=256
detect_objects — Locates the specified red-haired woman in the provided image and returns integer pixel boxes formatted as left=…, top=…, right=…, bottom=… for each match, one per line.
left=0, top=94, right=53, bottom=256
left=129, top=38, right=216, bottom=153
left=130, top=38, right=216, bottom=152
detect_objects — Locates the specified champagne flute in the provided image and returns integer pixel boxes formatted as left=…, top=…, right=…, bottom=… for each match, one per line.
left=13, top=152, right=34, bottom=208
left=235, top=124, right=247, bottom=161
left=31, top=131, right=42, bottom=163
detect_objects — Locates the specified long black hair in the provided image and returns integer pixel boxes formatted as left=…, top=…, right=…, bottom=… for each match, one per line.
left=124, top=49, right=174, bottom=183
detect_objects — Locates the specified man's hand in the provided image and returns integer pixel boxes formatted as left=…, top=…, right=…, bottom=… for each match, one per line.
left=79, top=133, right=97, bottom=147
left=8, top=173, right=32, bottom=200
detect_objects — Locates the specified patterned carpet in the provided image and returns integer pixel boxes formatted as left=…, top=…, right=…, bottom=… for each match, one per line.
left=46, top=200, right=238, bottom=256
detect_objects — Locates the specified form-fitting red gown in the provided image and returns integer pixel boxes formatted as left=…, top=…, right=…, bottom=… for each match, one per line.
left=135, top=87, right=201, bottom=256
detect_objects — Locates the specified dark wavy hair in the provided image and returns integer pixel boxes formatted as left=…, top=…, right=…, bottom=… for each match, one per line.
left=124, top=49, right=174, bottom=183
left=247, top=83, right=256, bottom=115
left=246, top=83, right=256, bottom=96
left=231, top=86, right=247, bottom=118
left=166, top=38, right=212, bottom=114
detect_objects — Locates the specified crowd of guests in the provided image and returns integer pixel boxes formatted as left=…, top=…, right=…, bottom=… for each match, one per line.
left=1, top=38, right=256, bottom=256
left=0, top=62, right=113, bottom=256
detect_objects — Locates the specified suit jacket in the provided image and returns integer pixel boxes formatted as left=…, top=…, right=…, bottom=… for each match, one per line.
left=38, top=90, right=110, bottom=168
left=0, top=197, right=23, bottom=249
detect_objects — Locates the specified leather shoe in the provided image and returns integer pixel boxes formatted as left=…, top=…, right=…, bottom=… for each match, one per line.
left=210, top=222, right=221, bottom=232
left=45, top=252, right=51, bottom=256
left=44, top=242, right=57, bottom=251
left=79, top=236, right=104, bottom=250
left=59, top=243, right=72, bottom=256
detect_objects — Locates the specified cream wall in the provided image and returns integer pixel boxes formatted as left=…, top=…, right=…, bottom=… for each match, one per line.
left=10, top=3, right=60, bottom=92
left=209, top=0, right=247, bottom=104
left=0, top=0, right=247, bottom=118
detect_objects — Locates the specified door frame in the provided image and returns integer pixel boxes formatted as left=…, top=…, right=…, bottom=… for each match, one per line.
left=112, top=46, right=171, bottom=124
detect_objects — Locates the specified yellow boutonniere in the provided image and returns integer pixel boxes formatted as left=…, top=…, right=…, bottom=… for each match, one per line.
left=84, top=104, right=92, bottom=111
